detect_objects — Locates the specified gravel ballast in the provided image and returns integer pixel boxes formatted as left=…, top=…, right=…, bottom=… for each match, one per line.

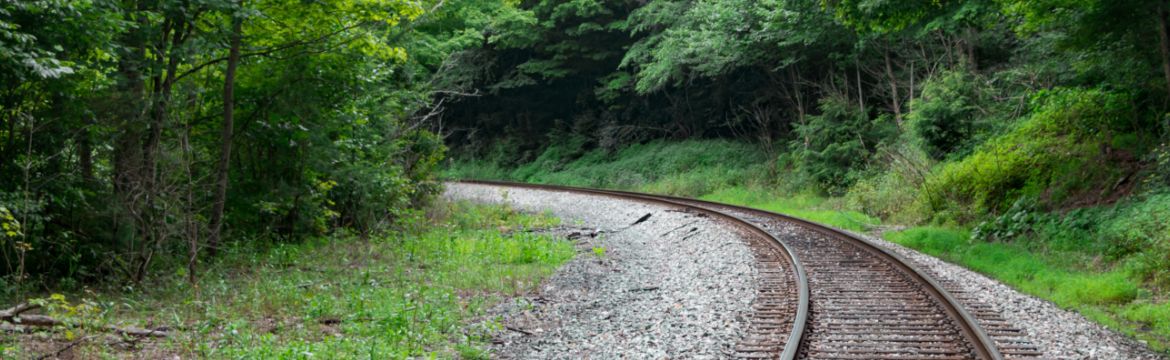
left=447, top=182, right=1167, bottom=359
left=445, top=183, right=759, bottom=359
left=855, top=230, right=1167, bottom=360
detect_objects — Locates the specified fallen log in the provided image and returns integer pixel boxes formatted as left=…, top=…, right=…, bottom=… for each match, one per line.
left=0, top=302, right=40, bottom=321
left=1, top=302, right=168, bottom=338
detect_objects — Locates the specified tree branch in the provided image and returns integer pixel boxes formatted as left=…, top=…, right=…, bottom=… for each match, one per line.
left=173, top=21, right=368, bottom=83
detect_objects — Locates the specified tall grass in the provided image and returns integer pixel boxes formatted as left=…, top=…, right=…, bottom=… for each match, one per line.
left=887, top=226, right=1169, bottom=350
left=699, top=187, right=878, bottom=232
left=1, top=201, right=574, bottom=359
left=448, top=139, right=772, bottom=197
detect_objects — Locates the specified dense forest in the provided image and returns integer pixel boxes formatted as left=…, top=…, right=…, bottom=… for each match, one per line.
left=6, top=0, right=1170, bottom=356
left=0, top=0, right=510, bottom=290
left=444, top=0, right=1170, bottom=208
left=445, top=0, right=1170, bottom=266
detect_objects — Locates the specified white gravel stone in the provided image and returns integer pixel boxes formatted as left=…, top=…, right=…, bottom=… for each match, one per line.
left=851, top=229, right=1167, bottom=360
left=444, top=183, right=759, bottom=359
left=447, top=182, right=1167, bottom=359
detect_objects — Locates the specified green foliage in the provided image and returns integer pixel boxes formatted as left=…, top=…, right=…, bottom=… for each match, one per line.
left=888, top=226, right=1142, bottom=305
left=826, top=0, right=1002, bottom=33
left=0, top=206, right=20, bottom=239
left=792, top=96, right=897, bottom=194
left=0, top=0, right=476, bottom=284
left=842, top=150, right=930, bottom=223
left=0, top=0, right=123, bottom=81
left=888, top=226, right=1169, bottom=350
left=1100, top=193, right=1170, bottom=287
left=920, top=87, right=1136, bottom=219
left=449, top=139, right=771, bottom=197
left=1144, top=143, right=1170, bottom=190
left=701, top=187, right=878, bottom=231
left=908, top=70, right=990, bottom=159
left=0, top=201, right=574, bottom=357
left=621, top=0, right=756, bottom=94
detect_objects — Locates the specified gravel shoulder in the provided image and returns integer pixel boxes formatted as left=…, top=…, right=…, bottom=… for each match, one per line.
left=852, top=230, right=1167, bottom=360
left=444, top=183, right=758, bottom=359
left=447, top=182, right=1166, bottom=359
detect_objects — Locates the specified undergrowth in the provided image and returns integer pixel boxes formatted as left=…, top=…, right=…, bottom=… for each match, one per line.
left=699, top=187, right=878, bottom=232
left=886, top=226, right=1169, bottom=350
left=0, top=200, right=574, bottom=359
left=448, top=139, right=772, bottom=197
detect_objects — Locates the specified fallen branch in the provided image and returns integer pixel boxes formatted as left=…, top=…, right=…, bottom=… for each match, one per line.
left=0, top=323, right=31, bottom=333
left=0, top=302, right=40, bottom=321
left=504, top=326, right=534, bottom=336
left=661, top=220, right=699, bottom=237
left=35, top=335, right=93, bottom=360
left=1, top=302, right=168, bottom=338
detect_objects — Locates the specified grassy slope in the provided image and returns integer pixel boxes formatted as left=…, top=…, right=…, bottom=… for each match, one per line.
left=887, top=227, right=1168, bottom=349
left=448, top=139, right=1170, bottom=353
left=0, top=200, right=574, bottom=359
left=449, top=139, right=878, bottom=231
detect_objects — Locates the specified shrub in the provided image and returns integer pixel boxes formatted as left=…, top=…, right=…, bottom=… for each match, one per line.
left=919, top=87, right=1135, bottom=219
left=907, top=70, right=990, bottom=160
left=791, top=96, right=897, bottom=194
left=516, top=139, right=769, bottom=196
left=1101, top=192, right=1170, bottom=288
left=843, top=143, right=934, bottom=222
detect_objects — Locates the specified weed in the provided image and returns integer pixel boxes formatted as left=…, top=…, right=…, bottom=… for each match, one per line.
left=447, top=140, right=773, bottom=197
left=886, top=226, right=1167, bottom=350
left=700, top=187, right=878, bottom=232
left=0, top=201, right=574, bottom=358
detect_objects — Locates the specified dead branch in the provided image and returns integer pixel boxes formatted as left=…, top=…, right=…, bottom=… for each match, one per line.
left=0, top=302, right=40, bottom=321
left=505, top=326, right=534, bottom=336
left=35, top=335, right=94, bottom=360
left=1, top=302, right=169, bottom=338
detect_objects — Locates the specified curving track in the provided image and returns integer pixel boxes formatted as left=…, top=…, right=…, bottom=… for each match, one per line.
left=461, top=181, right=1042, bottom=360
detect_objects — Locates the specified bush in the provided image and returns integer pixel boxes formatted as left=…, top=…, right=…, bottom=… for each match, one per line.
left=919, top=87, right=1135, bottom=219
left=842, top=143, right=934, bottom=223
left=791, top=96, right=897, bottom=194
left=447, top=139, right=771, bottom=198
left=907, top=70, right=990, bottom=160
left=1101, top=192, right=1170, bottom=288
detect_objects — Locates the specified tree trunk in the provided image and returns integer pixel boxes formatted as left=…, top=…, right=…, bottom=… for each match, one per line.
left=78, top=117, right=93, bottom=183
left=855, top=57, right=865, bottom=115
left=964, top=27, right=978, bottom=71
left=884, top=47, right=903, bottom=128
left=1158, top=1, right=1170, bottom=100
left=113, top=4, right=148, bottom=201
left=909, top=61, right=915, bottom=114
left=208, top=5, right=243, bottom=256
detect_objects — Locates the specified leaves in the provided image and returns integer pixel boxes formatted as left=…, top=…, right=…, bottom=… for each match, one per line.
left=0, top=207, right=21, bottom=239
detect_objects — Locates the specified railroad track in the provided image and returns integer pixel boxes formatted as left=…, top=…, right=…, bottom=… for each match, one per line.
left=460, top=180, right=1043, bottom=360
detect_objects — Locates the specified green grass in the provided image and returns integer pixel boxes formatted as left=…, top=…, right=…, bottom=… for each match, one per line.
left=699, top=187, right=878, bottom=232
left=886, top=226, right=1169, bottom=351
left=450, top=140, right=877, bottom=231
left=1, top=200, right=575, bottom=359
left=448, top=139, right=771, bottom=198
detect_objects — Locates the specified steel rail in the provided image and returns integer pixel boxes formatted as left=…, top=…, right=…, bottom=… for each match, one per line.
left=459, top=180, right=809, bottom=360
left=458, top=180, right=1004, bottom=360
